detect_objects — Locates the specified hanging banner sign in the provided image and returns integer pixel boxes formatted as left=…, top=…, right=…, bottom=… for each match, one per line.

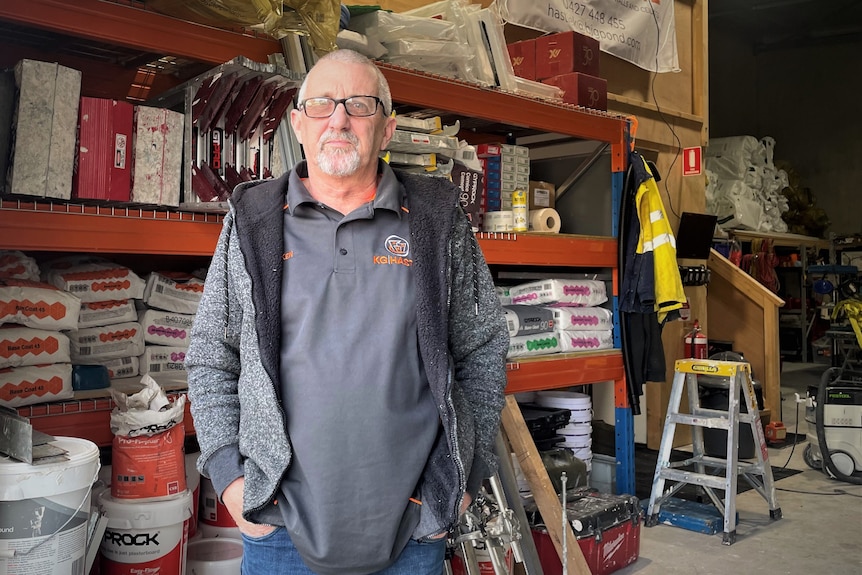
left=500, top=0, right=680, bottom=73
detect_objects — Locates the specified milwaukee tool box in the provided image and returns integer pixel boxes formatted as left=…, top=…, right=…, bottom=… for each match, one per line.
left=531, top=488, right=641, bottom=575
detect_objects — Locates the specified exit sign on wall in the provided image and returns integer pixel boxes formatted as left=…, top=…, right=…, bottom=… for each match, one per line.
left=683, top=146, right=702, bottom=176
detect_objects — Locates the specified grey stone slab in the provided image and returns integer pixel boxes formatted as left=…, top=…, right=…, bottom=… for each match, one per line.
left=131, top=106, right=184, bottom=207
left=9, top=59, right=81, bottom=199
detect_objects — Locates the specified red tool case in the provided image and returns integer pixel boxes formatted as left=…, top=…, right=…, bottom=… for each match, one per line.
left=531, top=488, right=641, bottom=575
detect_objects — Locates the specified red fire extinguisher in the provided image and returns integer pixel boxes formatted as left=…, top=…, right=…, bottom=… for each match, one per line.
left=684, top=320, right=708, bottom=359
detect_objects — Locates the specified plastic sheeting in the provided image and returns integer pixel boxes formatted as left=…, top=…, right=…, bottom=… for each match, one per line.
left=147, top=0, right=340, bottom=53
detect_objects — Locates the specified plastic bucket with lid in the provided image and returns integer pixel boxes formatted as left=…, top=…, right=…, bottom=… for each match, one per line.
left=186, top=453, right=201, bottom=540
left=186, top=537, right=243, bottom=575
left=0, top=436, right=100, bottom=575
left=198, top=477, right=240, bottom=540
left=99, top=488, right=192, bottom=575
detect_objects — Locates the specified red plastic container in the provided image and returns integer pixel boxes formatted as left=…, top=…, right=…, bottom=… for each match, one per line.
left=532, top=488, right=641, bottom=575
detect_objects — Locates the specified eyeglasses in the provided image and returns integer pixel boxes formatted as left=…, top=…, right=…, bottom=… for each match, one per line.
left=299, top=96, right=385, bottom=118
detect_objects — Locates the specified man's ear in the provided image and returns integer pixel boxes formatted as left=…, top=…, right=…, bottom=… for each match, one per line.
left=379, top=115, right=397, bottom=151
left=289, top=108, right=304, bottom=144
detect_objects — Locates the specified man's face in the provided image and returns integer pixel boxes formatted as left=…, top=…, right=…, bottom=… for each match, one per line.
left=290, top=60, right=396, bottom=178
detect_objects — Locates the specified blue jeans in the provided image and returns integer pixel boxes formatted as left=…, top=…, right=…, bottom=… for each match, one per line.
left=241, top=527, right=446, bottom=575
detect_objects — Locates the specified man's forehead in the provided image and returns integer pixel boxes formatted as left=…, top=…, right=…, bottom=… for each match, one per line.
left=306, top=61, right=376, bottom=93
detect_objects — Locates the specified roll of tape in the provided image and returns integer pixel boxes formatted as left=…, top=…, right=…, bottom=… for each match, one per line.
left=483, top=211, right=514, bottom=232
left=529, top=208, right=561, bottom=233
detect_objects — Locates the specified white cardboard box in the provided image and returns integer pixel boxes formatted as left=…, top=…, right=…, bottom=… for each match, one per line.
left=8, top=59, right=81, bottom=199
left=131, top=106, right=184, bottom=206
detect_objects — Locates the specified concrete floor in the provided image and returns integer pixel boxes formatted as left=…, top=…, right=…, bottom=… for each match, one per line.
left=614, top=362, right=862, bottom=575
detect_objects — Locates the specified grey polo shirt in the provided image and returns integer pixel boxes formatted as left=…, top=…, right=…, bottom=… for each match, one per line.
left=277, top=161, right=440, bottom=574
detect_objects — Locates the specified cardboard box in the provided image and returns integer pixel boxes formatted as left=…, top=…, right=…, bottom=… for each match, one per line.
left=0, top=71, right=14, bottom=195
left=535, top=31, right=601, bottom=80
left=542, top=72, right=608, bottom=111
left=8, top=59, right=82, bottom=199
left=131, top=106, right=184, bottom=206
left=529, top=180, right=556, bottom=209
left=74, top=97, right=134, bottom=201
left=507, top=39, right=537, bottom=80
left=452, top=162, right=484, bottom=232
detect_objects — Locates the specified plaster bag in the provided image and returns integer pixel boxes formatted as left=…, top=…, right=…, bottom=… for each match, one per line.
left=109, top=375, right=187, bottom=499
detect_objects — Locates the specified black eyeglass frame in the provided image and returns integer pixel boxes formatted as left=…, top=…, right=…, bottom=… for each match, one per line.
left=297, top=95, right=386, bottom=118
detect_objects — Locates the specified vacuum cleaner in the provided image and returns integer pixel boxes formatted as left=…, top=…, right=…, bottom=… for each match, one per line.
left=803, top=367, right=862, bottom=484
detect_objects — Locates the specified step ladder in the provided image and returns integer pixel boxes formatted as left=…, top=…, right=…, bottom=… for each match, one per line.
left=645, top=359, right=782, bottom=544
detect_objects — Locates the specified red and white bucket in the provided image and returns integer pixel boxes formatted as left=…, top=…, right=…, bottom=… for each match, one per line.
left=186, top=537, right=243, bottom=575
left=198, top=477, right=240, bottom=540
left=0, top=436, right=100, bottom=575
left=98, top=488, right=192, bottom=575
left=186, top=453, right=201, bottom=540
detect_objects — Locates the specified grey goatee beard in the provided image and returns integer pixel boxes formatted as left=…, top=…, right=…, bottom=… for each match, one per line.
left=317, top=130, right=361, bottom=176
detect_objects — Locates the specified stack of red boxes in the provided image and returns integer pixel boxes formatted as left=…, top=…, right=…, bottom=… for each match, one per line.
left=507, top=31, right=608, bottom=111
left=507, top=39, right=537, bottom=80
left=477, top=143, right=503, bottom=217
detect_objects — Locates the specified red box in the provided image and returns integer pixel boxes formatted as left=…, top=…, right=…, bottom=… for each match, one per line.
left=507, top=39, right=537, bottom=80
left=73, top=97, right=133, bottom=201
left=535, top=31, right=601, bottom=80
left=476, top=143, right=503, bottom=158
left=542, top=72, right=608, bottom=111
left=531, top=489, right=641, bottom=575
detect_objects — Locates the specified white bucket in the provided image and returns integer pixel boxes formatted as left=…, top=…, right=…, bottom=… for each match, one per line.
left=186, top=453, right=201, bottom=540
left=199, top=477, right=237, bottom=531
left=0, top=436, right=99, bottom=575
left=99, top=489, right=192, bottom=575
left=198, top=524, right=242, bottom=540
left=186, top=537, right=243, bottom=575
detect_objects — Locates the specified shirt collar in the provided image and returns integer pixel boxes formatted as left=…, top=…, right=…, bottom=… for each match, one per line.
left=285, top=160, right=405, bottom=217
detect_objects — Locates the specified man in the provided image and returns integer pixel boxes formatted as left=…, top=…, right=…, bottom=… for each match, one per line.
left=185, top=49, right=509, bottom=575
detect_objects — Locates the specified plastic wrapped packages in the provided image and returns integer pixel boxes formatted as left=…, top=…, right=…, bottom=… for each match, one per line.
left=384, top=39, right=475, bottom=80
left=335, top=29, right=387, bottom=60
left=705, top=135, right=768, bottom=180
left=348, top=10, right=458, bottom=44
left=707, top=179, right=764, bottom=231
left=348, top=8, right=477, bottom=82
left=347, top=1, right=505, bottom=87
left=705, top=135, right=794, bottom=233
left=147, top=0, right=340, bottom=53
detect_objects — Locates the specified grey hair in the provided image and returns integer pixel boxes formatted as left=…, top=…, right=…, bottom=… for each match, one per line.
left=296, top=49, right=392, bottom=116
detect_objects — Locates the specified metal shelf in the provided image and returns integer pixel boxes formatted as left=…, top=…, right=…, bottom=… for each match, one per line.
left=477, top=232, right=616, bottom=268
left=0, top=200, right=222, bottom=256
left=0, top=3, right=634, bottom=492
left=505, top=350, right=624, bottom=395
left=17, top=393, right=193, bottom=447
left=16, top=352, right=622, bottom=447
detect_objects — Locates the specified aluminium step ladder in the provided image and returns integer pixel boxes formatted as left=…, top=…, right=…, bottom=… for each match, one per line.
left=645, top=359, right=782, bottom=545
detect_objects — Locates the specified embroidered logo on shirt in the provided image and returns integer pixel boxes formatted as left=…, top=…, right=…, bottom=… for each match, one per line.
left=373, top=235, right=412, bottom=267
left=385, top=235, right=409, bottom=256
